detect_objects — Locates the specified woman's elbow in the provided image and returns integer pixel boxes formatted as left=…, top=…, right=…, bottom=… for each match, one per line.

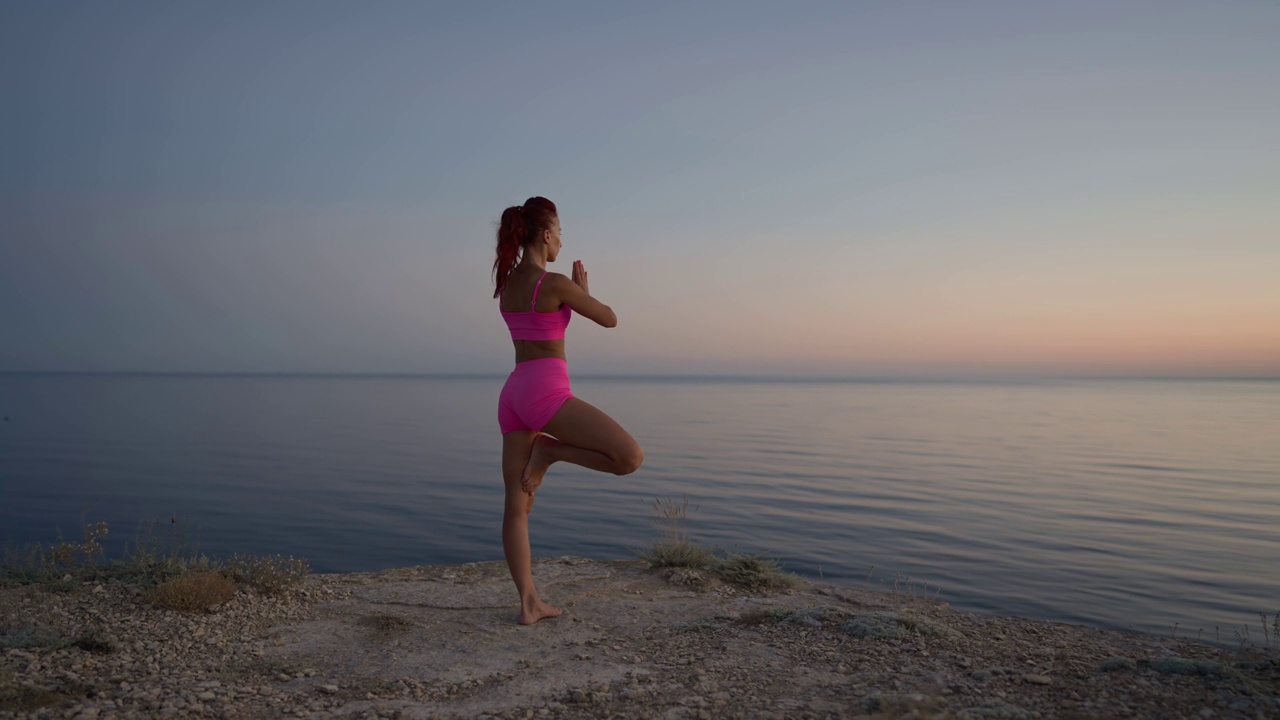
left=602, top=308, right=618, bottom=328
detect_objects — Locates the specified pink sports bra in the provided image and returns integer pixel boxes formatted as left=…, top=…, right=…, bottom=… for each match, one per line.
left=501, top=271, right=571, bottom=341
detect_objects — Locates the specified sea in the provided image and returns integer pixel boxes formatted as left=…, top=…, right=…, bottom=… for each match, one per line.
left=1, top=373, right=1276, bottom=640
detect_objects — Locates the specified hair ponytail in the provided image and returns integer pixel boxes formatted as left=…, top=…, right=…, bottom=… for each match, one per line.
left=493, top=206, right=525, bottom=298
left=492, top=197, right=558, bottom=298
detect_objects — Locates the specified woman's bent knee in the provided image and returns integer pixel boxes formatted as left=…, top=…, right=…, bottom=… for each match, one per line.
left=615, top=444, right=644, bottom=475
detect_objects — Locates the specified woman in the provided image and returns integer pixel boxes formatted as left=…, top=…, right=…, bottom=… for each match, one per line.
left=493, top=196, right=644, bottom=625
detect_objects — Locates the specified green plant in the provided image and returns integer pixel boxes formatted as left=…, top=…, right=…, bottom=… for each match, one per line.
left=0, top=624, right=65, bottom=650
left=637, top=542, right=714, bottom=569
left=71, top=627, right=119, bottom=653
left=114, top=517, right=217, bottom=584
left=4, top=518, right=315, bottom=606
left=224, top=554, right=310, bottom=595
left=0, top=545, right=45, bottom=585
left=711, top=553, right=799, bottom=592
left=636, top=496, right=802, bottom=593
left=3, top=517, right=215, bottom=587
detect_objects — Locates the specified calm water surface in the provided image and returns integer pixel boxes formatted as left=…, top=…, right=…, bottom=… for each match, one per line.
left=1, top=374, right=1276, bottom=638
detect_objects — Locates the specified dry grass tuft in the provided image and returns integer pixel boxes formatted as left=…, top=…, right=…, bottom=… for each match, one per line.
left=144, top=570, right=236, bottom=612
left=712, top=553, right=800, bottom=593
left=637, top=496, right=714, bottom=569
left=737, top=607, right=795, bottom=626
left=0, top=683, right=91, bottom=713
left=637, top=497, right=803, bottom=594
left=649, top=496, right=697, bottom=545
left=862, top=692, right=954, bottom=719
left=360, top=614, right=414, bottom=636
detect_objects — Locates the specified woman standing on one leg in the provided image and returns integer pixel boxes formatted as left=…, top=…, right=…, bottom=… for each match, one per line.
left=493, top=196, right=644, bottom=625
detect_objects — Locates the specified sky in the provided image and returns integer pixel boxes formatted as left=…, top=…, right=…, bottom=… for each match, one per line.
left=2, top=1, right=1277, bottom=377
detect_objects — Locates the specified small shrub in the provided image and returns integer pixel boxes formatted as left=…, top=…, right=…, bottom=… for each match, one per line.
left=72, top=628, right=119, bottom=653
left=1, top=520, right=111, bottom=587
left=785, top=606, right=852, bottom=626
left=1099, top=657, right=1136, bottom=672
left=3, top=518, right=316, bottom=604
left=0, top=624, right=65, bottom=650
left=637, top=496, right=715, bottom=569
left=0, top=545, right=45, bottom=585
left=1149, top=657, right=1229, bottom=677
left=660, top=566, right=710, bottom=591
left=42, top=577, right=79, bottom=594
left=0, top=684, right=83, bottom=713
left=737, top=607, right=794, bottom=626
left=114, top=518, right=213, bottom=584
left=44, top=520, right=109, bottom=570
left=224, top=554, right=309, bottom=595
left=846, top=612, right=962, bottom=641
left=711, top=553, right=799, bottom=592
left=845, top=613, right=910, bottom=640
left=360, top=614, right=414, bottom=636
left=144, top=570, right=236, bottom=612
left=861, top=692, right=949, bottom=719
left=638, top=542, right=713, bottom=569
left=956, top=703, right=1038, bottom=720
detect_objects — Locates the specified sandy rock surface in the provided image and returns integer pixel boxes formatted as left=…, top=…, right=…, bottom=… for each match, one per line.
left=2, top=557, right=1277, bottom=719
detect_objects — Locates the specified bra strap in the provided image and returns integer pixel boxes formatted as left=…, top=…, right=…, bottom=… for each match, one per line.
left=530, top=271, right=548, bottom=310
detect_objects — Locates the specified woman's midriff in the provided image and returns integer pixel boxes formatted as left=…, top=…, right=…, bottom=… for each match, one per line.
left=513, top=339, right=566, bottom=365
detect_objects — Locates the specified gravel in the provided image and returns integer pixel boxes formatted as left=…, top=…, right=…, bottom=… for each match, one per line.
left=1, top=558, right=1276, bottom=719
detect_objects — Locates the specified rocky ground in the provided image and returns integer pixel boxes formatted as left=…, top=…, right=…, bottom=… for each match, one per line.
left=1, top=557, right=1277, bottom=719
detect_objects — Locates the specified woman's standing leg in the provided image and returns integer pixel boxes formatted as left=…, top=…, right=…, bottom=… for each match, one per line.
left=501, top=430, right=563, bottom=625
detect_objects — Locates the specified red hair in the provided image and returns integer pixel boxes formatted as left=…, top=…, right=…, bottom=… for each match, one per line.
left=492, top=196, right=558, bottom=298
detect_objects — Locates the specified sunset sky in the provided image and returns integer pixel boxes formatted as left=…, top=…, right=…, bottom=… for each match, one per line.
left=3, top=1, right=1277, bottom=377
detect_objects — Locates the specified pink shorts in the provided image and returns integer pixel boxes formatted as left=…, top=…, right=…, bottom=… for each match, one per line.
left=498, top=358, right=573, bottom=434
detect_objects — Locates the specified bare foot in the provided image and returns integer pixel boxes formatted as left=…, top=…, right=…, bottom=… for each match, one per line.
left=518, top=599, right=563, bottom=625
left=520, top=434, right=560, bottom=494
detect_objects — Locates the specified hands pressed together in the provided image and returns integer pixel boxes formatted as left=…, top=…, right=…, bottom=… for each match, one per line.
left=572, top=260, right=589, bottom=295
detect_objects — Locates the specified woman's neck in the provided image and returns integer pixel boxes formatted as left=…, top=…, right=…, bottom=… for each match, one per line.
left=517, top=254, right=548, bottom=273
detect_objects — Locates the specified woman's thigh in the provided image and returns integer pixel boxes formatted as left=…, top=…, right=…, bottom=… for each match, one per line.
left=542, top=397, right=639, bottom=457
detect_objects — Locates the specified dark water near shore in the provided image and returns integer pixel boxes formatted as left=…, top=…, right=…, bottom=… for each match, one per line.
left=1, top=373, right=1277, bottom=637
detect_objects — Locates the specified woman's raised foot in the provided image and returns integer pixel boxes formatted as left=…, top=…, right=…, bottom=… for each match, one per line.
left=521, top=434, right=560, bottom=494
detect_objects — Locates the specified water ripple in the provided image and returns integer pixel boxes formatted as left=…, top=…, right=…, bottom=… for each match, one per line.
left=1, top=374, right=1277, bottom=638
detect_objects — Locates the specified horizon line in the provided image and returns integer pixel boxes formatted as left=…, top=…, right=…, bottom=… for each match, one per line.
left=1, top=370, right=1277, bottom=383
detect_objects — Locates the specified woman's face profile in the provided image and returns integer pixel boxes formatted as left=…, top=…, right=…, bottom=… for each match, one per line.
left=544, top=219, right=562, bottom=262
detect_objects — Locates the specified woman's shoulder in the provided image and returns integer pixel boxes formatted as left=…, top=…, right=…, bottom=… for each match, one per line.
left=540, top=271, right=572, bottom=289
